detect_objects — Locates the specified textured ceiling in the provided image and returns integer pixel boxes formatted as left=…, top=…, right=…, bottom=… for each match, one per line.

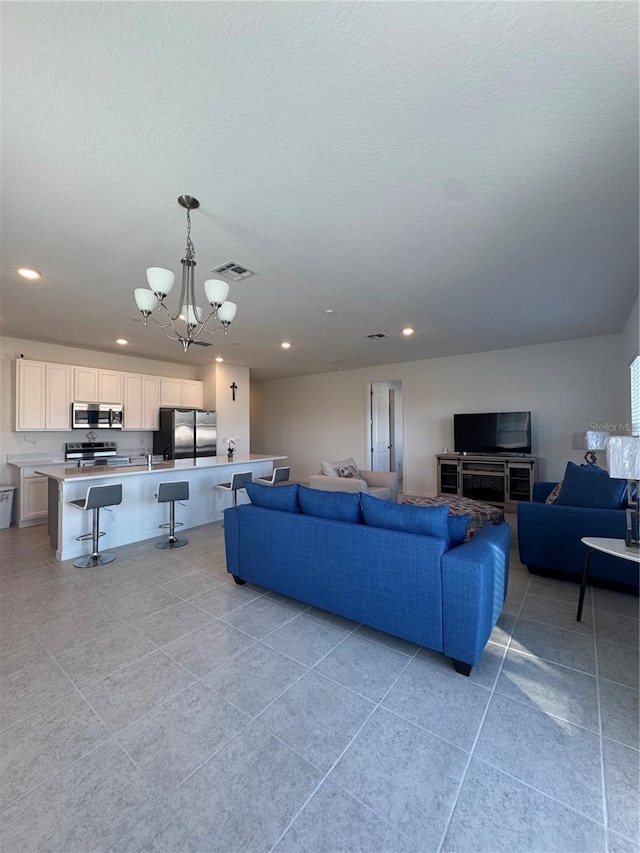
left=1, top=1, right=638, bottom=380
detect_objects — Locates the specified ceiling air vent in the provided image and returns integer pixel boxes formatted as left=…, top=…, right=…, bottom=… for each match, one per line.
left=212, top=261, right=257, bottom=281
left=367, top=333, right=387, bottom=339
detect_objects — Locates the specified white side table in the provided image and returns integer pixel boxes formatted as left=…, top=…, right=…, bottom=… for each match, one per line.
left=578, top=537, right=640, bottom=621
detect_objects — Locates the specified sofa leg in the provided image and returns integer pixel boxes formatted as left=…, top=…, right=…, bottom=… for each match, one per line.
left=452, top=658, right=472, bottom=677
left=232, top=575, right=246, bottom=586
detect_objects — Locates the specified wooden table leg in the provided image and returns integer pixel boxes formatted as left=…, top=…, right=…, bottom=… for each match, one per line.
left=577, top=549, right=592, bottom=622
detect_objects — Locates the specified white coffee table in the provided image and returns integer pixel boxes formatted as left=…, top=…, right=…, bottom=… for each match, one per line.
left=578, top=537, right=640, bottom=621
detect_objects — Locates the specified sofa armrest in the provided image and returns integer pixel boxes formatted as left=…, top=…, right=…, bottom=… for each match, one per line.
left=441, top=521, right=511, bottom=666
left=361, top=470, right=399, bottom=502
left=308, top=474, right=368, bottom=494
left=517, top=501, right=628, bottom=579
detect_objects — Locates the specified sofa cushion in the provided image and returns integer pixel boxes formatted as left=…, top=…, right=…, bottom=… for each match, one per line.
left=361, top=493, right=450, bottom=540
left=555, top=461, right=628, bottom=509
left=245, top=482, right=300, bottom=513
left=298, top=485, right=362, bottom=523
left=320, top=457, right=360, bottom=478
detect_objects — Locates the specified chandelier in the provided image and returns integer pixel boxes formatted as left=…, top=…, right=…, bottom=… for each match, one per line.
left=134, top=195, right=237, bottom=352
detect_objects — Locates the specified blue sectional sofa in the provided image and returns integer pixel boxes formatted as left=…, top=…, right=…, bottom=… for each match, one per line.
left=518, top=462, right=635, bottom=589
left=224, top=483, right=511, bottom=675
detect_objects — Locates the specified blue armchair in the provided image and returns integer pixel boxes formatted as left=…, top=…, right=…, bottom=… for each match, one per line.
left=517, top=480, right=635, bottom=588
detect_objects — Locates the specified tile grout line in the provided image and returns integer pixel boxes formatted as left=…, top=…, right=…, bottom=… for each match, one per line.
left=266, top=644, right=421, bottom=853
left=434, top=566, right=529, bottom=853
left=592, top=593, right=611, bottom=853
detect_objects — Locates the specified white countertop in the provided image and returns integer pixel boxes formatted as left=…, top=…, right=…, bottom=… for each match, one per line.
left=36, top=453, right=287, bottom=483
left=8, top=456, right=66, bottom=469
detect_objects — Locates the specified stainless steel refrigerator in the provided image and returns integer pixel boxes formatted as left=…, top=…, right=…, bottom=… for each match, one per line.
left=153, top=408, right=217, bottom=460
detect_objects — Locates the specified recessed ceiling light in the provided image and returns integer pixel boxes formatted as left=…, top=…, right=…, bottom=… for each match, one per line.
left=325, top=309, right=335, bottom=315
left=402, top=326, right=415, bottom=336
left=281, top=341, right=291, bottom=349
left=215, top=356, right=224, bottom=363
left=16, top=267, right=42, bottom=280
left=115, top=338, right=128, bottom=346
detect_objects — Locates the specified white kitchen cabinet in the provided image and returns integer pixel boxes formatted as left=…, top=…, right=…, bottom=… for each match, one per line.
left=74, top=366, right=99, bottom=401
left=181, top=379, right=203, bottom=408
left=16, top=360, right=46, bottom=430
left=16, top=360, right=72, bottom=431
left=73, top=367, right=123, bottom=403
left=160, top=377, right=182, bottom=407
left=123, top=374, right=143, bottom=429
left=12, top=466, right=49, bottom=527
left=124, top=374, right=160, bottom=430
left=160, top=377, right=203, bottom=408
left=141, top=375, right=161, bottom=429
left=99, top=370, right=123, bottom=403
left=45, top=363, right=72, bottom=429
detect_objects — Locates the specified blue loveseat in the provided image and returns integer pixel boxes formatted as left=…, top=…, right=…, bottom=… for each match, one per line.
left=224, top=483, right=511, bottom=675
left=518, top=462, right=636, bottom=589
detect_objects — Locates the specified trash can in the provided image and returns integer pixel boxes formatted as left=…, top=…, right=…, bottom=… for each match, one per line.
left=0, top=485, right=16, bottom=529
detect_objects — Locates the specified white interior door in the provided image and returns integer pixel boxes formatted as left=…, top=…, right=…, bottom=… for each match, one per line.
left=371, top=383, right=391, bottom=471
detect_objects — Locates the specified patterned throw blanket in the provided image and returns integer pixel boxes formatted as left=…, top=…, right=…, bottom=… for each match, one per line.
left=402, top=495, right=504, bottom=540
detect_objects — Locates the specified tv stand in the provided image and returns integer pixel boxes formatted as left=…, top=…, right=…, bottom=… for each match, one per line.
left=436, top=453, right=538, bottom=512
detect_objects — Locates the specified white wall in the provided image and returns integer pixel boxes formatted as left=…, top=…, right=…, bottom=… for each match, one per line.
left=0, top=336, right=199, bottom=484
left=251, top=334, right=625, bottom=494
left=215, top=363, right=250, bottom=456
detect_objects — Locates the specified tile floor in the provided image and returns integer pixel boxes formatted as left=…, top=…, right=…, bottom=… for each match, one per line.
left=0, top=520, right=638, bottom=852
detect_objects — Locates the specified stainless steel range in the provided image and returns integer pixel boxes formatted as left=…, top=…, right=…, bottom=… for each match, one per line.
left=65, top=441, right=131, bottom=468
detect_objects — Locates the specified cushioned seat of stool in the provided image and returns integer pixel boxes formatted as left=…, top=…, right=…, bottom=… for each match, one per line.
left=70, top=483, right=122, bottom=568
left=255, top=467, right=290, bottom=486
left=156, top=481, right=189, bottom=503
left=155, top=480, right=189, bottom=549
left=217, top=471, right=253, bottom=509
left=70, top=483, right=123, bottom=512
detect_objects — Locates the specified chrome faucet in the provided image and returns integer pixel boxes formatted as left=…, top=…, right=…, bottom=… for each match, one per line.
left=142, top=448, right=152, bottom=469
left=86, top=431, right=97, bottom=442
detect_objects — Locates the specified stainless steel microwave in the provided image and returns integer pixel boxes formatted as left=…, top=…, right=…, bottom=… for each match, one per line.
left=72, top=402, right=124, bottom=429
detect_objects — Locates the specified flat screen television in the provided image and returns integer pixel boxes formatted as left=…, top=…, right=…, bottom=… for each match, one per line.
left=453, top=411, right=532, bottom=455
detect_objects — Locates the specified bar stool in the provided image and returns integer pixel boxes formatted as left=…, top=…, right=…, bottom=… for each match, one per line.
left=155, top=481, right=189, bottom=549
left=70, top=483, right=123, bottom=568
left=216, top=471, right=253, bottom=508
left=255, top=466, right=291, bottom=486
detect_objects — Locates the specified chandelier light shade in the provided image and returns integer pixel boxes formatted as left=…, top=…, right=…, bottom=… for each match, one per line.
left=133, top=195, right=237, bottom=352
left=571, top=430, right=610, bottom=464
left=607, top=435, right=640, bottom=548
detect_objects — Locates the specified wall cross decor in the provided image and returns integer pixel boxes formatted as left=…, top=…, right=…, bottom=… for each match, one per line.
left=230, top=382, right=238, bottom=401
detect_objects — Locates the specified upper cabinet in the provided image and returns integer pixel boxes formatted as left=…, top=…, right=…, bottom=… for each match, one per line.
left=16, top=360, right=45, bottom=430
left=160, top=377, right=182, bottom=408
left=46, top=363, right=72, bottom=429
left=74, top=367, right=123, bottom=403
left=123, top=373, right=160, bottom=431
left=181, top=379, right=203, bottom=409
left=160, top=378, right=203, bottom=409
left=16, top=359, right=201, bottom=432
left=16, top=360, right=72, bottom=431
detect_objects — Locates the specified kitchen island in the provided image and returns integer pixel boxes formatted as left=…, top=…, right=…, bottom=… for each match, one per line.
left=37, top=454, right=286, bottom=561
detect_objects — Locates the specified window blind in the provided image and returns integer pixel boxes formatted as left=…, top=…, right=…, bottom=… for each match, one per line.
left=631, top=355, right=640, bottom=436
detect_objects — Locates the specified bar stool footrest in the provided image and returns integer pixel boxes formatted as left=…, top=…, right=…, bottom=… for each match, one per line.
left=76, top=530, right=106, bottom=542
